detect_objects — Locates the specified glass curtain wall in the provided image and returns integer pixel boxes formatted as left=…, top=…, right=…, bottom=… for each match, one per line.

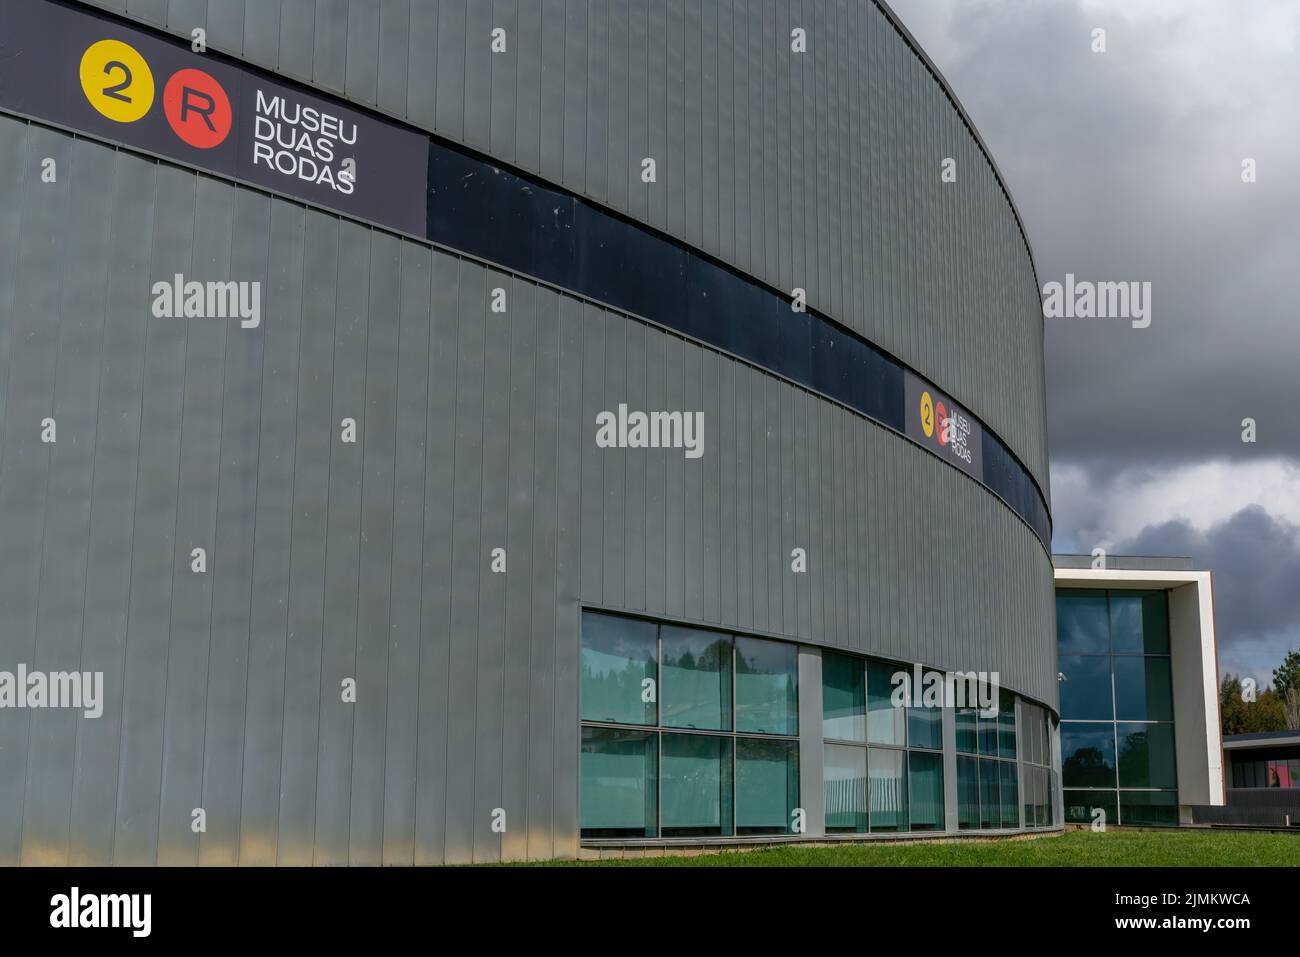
left=1058, top=589, right=1177, bottom=826
left=823, top=653, right=945, bottom=833
left=582, top=610, right=1062, bottom=842
left=580, top=612, right=800, bottom=839
left=956, top=686, right=1025, bottom=829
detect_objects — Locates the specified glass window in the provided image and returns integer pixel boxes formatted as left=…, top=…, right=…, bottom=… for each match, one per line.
left=1056, top=590, right=1110, bottom=654
left=998, top=690, right=1017, bottom=759
left=1113, top=656, right=1173, bottom=721
left=735, top=738, right=799, bottom=835
left=660, top=733, right=733, bottom=837
left=1058, top=654, right=1114, bottom=721
left=1026, top=703, right=1044, bottom=765
left=999, top=761, right=1019, bottom=828
left=956, top=708, right=978, bottom=754
left=735, top=637, right=798, bottom=735
left=907, top=669, right=944, bottom=750
left=978, top=712, right=999, bottom=756
left=581, top=612, right=658, bottom=725
left=868, top=748, right=908, bottom=831
left=822, top=652, right=866, bottom=742
left=909, top=751, right=944, bottom=831
left=1022, top=769, right=1035, bottom=827
left=1117, top=723, right=1177, bottom=789
left=1035, top=766, right=1050, bottom=826
left=1120, top=790, right=1178, bottom=827
left=1110, top=591, right=1169, bottom=655
left=867, top=660, right=906, bottom=746
left=1063, top=789, right=1117, bottom=826
left=1061, top=723, right=1117, bottom=788
left=824, top=744, right=869, bottom=833
left=979, top=758, right=1000, bottom=828
left=957, top=756, right=980, bottom=830
left=580, top=727, right=658, bottom=838
left=660, top=625, right=732, bottom=731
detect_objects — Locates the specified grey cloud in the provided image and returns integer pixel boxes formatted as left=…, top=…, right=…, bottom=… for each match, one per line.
left=889, top=0, right=1300, bottom=683
left=1120, top=506, right=1300, bottom=682
left=892, top=0, right=1300, bottom=470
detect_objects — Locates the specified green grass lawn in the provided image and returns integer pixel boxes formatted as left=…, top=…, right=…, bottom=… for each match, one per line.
left=540, top=829, right=1300, bottom=866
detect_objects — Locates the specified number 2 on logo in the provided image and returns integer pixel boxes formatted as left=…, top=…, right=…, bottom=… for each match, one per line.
left=80, top=39, right=154, bottom=123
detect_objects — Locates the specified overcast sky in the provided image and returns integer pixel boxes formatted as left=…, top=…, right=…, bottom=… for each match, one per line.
left=890, top=0, right=1300, bottom=685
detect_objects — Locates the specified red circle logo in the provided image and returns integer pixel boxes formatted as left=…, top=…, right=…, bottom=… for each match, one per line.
left=935, top=401, right=948, bottom=446
left=163, top=69, right=232, bottom=149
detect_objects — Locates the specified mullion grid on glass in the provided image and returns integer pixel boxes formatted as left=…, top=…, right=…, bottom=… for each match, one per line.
left=580, top=612, right=800, bottom=841
left=1057, top=590, right=1176, bottom=827
left=1106, top=590, right=1176, bottom=825
left=867, top=657, right=905, bottom=832
left=823, top=654, right=957, bottom=834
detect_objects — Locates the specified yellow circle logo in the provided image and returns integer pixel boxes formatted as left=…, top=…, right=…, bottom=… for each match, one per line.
left=920, top=390, right=935, bottom=438
left=80, top=40, right=155, bottom=123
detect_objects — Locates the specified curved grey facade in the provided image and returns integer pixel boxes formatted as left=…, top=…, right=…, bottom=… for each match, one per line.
left=0, top=0, right=1055, bottom=864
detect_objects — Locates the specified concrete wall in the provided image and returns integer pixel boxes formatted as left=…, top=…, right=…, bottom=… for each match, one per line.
left=1169, top=578, right=1224, bottom=807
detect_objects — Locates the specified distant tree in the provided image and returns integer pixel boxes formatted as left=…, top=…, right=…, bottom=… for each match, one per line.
left=1284, top=688, right=1300, bottom=732
left=1063, top=746, right=1111, bottom=787
left=1220, top=674, right=1288, bottom=734
left=1269, top=651, right=1300, bottom=731
left=1273, top=650, right=1300, bottom=696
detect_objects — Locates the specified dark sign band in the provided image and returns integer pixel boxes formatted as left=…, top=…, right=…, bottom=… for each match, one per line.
left=0, top=0, right=1052, bottom=550
left=0, top=0, right=428, bottom=234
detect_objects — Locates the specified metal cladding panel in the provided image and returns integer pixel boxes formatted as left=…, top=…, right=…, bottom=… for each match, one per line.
left=83, top=0, right=1055, bottom=475
left=2, top=0, right=1056, bottom=864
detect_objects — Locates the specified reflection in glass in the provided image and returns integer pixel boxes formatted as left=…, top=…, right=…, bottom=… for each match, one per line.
left=1113, top=656, right=1173, bottom=721
left=978, top=711, right=999, bottom=756
left=581, top=612, right=658, bottom=725
left=909, top=751, right=944, bottom=831
left=998, top=690, right=1017, bottom=759
left=1117, top=722, right=1177, bottom=788
left=869, top=748, right=908, bottom=831
left=823, top=652, right=865, bottom=742
left=1056, top=590, right=1110, bottom=654
left=736, top=738, right=799, bottom=834
left=660, top=733, right=733, bottom=837
left=956, top=708, right=978, bottom=754
left=580, top=727, right=657, bottom=837
left=1061, top=723, right=1116, bottom=788
left=957, top=756, right=980, bottom=830
left=979, top=758, right=1000, bottom=828
left=867, top=660, right=906, bottom=746
left=1064, top=790, right=1117, bottom=825
left=999, top=760, right=1019, bottom=828
left=1120, top=790, right=1178, bottom=826
left=660, top=625, right=732, bottom=730
left=735, top=637, right=798, bottom=735
left=824, top=744, right=868, bottom=833
left=907, top=669, right=944, bottom=751
left=1110, top=591, right=1169, bottom=655
left=1058, top=655, right=1114, bottom=721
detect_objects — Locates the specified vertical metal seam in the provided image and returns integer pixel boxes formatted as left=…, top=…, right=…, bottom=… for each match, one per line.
left=308, top=214, right=341, bottom=865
